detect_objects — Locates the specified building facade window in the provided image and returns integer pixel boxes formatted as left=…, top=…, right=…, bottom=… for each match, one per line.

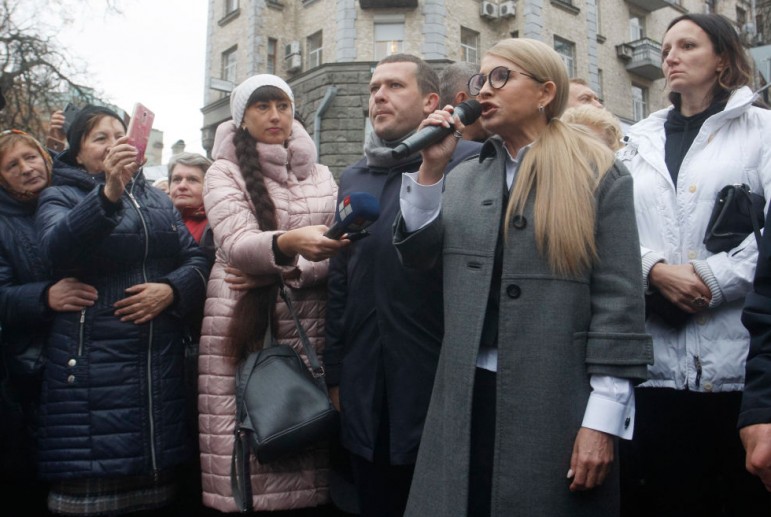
left=225, top=0, right=238, bottom=15
left=554, top=36, right=576, bottom=78
left=307, top=31, right=322, bottom=69
left=374, top=22, right=404, bottom=60
left=596, top=0, right=603, bottom=35
left=632, top=84, right=648, bottom=122
left=267, top=38, right=277, bottom=75
left=222, top=46, right=237, bottom=84
left=629, top=13, right=646, bottom=41
left=461, top=27, right=480, bottom=64
left=597, top=69, right=604, bottom=103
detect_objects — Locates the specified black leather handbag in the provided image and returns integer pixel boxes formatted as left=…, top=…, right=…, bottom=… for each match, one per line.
left=703, top=184, right=765, bottom=253
left=231, top=284, right=338, bottom=512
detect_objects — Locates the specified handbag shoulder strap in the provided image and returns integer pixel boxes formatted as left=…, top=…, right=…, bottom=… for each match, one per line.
left=278, top=283, right=327, bottom=385
left=231, top=427, right=253, bottom=512
left=737, top=184, right=766, bottom=251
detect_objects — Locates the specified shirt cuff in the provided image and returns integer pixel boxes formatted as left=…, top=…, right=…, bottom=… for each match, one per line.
left=400, top=172, right=443, bottom=233
left=581, top=375, right=635, bottom=440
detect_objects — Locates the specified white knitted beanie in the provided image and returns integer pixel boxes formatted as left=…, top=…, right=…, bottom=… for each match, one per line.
left=230, top=74, right=295, bottom=126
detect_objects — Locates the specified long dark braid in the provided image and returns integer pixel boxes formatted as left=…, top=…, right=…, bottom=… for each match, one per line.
left=227, top=122, right=280, bottom=362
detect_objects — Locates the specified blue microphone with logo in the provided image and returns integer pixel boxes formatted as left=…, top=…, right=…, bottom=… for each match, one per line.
left=324, top=192, right=380, bottom=240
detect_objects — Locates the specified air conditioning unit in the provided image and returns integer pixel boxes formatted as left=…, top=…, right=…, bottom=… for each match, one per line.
left=284, top=40, right=301, bottom=58
left=615, top=44, right=633, bottom=60
left=480, top=1, right=499, bottom=19
left=285, top=53, right=302, bottom=73
left=499, top=1, right=516, bottom=17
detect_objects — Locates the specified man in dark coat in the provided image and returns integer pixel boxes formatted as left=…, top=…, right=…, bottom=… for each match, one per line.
left=740, top=205, right=771, bottom=492
left=325, top=54, right=481, bottom=517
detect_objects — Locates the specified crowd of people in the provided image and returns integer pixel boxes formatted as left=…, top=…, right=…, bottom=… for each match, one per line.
left=1, top=11, right=770, bottom=517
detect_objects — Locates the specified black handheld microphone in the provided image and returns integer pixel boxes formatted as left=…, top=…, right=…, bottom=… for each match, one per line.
left=324, top=192, right=380, bottom=240
left=391, top=99, right=482, bottom=159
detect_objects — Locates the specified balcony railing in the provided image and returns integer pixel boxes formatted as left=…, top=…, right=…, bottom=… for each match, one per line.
left=624, top=0, right=677, bottom=12
left=360, top=0, right=418, bottom=8
left=616, top=38, right=664, bottom=81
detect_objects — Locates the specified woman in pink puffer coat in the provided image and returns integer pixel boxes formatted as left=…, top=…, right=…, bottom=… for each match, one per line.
left=198, top=74, right=347, bottom=513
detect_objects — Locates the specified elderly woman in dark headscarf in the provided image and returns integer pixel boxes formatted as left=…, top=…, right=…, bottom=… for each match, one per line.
left=34, top=105, right=210, bottom=516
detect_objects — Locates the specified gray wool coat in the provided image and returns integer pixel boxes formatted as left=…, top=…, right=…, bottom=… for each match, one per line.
left=394, top=138, right=653, bottom=517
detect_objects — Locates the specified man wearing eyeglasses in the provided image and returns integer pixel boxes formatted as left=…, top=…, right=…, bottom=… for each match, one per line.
left=324, top=54, right=480, bottom=517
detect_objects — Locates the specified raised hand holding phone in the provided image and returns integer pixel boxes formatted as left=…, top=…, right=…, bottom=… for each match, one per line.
left=102, top=136, right=140, bottom=202
left=126, top=103, right=154, bottom=165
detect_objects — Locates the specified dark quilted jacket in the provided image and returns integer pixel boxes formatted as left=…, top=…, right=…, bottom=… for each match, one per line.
left=34, top=162, right=209, bottom=480
left=0, top=187, right=51, bottom=480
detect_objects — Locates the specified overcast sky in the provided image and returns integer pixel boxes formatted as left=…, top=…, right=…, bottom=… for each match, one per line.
left=56, top=0, right=209, bottom=162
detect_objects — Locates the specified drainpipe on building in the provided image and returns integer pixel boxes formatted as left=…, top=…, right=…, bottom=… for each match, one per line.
left=313, top=86, right=337, bottom=153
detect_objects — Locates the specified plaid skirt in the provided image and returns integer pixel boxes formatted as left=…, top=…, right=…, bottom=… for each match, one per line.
left=47, top=470, right=177, bottom=516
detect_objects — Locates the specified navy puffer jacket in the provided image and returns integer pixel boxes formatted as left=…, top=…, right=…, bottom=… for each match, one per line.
left=35, top=162, right=209, bottom=480
left=0, top=187, right=51, bottom=480
left=0, top=187, right=51, bottom=383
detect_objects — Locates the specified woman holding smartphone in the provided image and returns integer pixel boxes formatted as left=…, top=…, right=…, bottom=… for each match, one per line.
left=34, top=105, right=210, bottom=516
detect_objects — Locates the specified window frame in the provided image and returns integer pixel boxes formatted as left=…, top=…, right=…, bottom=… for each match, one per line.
left=460, top=27, right=480, bottom=64
left=267, top=38, right=277, bottom=75
left=553, top=36, right=576, bottom=78
left=221, top=46, right=237, bottom=84
left=374, top=22, right=405, bottom=61
left=307, top=31, right=323, bottom=69
left=632, top=84, right=648, bottom=122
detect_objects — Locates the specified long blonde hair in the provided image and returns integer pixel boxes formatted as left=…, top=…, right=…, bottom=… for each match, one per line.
left=489, top=39, right=615, bottom=278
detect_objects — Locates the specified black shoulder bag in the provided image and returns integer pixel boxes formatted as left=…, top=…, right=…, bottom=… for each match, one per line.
left=231, top=283, right=338, bottom=512
left=703, top=183, right=765, bottom=254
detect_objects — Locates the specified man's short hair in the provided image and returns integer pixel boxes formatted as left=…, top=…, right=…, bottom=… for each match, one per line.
left=376, top=54, right=440, bottom=97
left=569, top=77, right=589, bottom=86
left=439, top=62, right=480, bottom=108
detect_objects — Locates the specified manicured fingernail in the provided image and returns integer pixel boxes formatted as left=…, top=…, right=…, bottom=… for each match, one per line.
left=567, top=469, right=574, bottom=479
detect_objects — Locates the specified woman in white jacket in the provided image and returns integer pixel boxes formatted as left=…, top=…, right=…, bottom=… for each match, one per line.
left=618, top=13, right=771, bottom=516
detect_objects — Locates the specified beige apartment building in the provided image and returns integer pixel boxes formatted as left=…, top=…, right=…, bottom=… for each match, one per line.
left=201, top=0, right=768, bottom=175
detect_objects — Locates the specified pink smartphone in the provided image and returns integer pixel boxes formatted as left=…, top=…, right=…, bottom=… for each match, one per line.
left=126, top=103, right=155, bottom=165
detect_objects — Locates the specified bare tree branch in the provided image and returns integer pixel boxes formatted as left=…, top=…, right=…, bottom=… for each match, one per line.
left=0, top=0, right=120, bottom=139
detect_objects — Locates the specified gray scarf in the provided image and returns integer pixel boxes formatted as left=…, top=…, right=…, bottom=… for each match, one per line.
left=363, top=129, right=421, bottom=168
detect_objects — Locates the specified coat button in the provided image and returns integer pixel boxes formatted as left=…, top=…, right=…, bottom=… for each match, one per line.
left=689, top=185, right=697, bottom=193
left=67, top=358, right=77, bottom=367
left=512, top=215, right=527, bottom=229
left=506, top=284, right=521, bottom=299
left=67, top=375, right=76, bottom=384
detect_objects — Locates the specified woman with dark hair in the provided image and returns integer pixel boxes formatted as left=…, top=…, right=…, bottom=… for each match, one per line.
left=197, top=75, right=346, bottom=513
left=35, top=105, right=210, bottom=516
left=0, top=130, right=97, bottom=515
left=619, top=13, right=771, bottom=516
